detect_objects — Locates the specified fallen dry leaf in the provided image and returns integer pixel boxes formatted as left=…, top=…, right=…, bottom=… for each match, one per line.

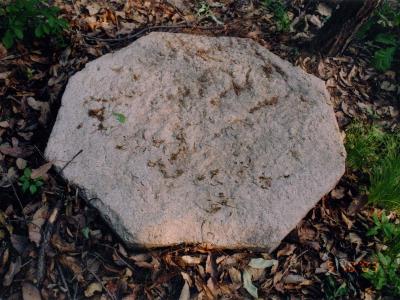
left=51, top=233, right=76, bottom=253
left=341, top=212, right=354, bottom=229
left=28, top=205, right=48, bottom=246
left=31, top=162, right=52, bottom=180
left=180, top=255, right=201, bottom=266
left=10, top=234, right=28, bottom=255
left=59, top=255, right=85, bottom=283
left=178, top=281, right=190, bottom=300
left=16, top=158, right=27, bottom=170
left=317, top=3, right=332, bottom=17
left=228, top=267, right=242, bottom=284
left=284, top=274, right=311, bottom=285
left=3, top=256, right=21, bottom=286
left=0, top=144, right=34, bottom=158
left=84, top=282, right=102, bottom=297
left=22, top=282, right=42, bottom=300
left=277, top=244, right=296, bottom=257
left=331, top=187, right=345, bottom=199
left=0, top=43, right=7, bottom=58
left=205, top=253, right=217, bottom=279
left=86, top=3, right=101, bottom=16
left=26, top=97, right=50, bottom=125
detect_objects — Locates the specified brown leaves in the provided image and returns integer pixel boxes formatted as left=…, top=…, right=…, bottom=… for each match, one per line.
left=277, top=244, right=296, bottom=257
left=31, top=162, right=52, bottom=180
left=179, top=255, right=202, bottom=266
left=84, top=282, right=102, bottom=297
left=22, top=282, right=41, bottom=300
left=28, top=205, right=48, bottom=246
left=0, top=43, right=7, bottom=59
left=26, top=97, right=50, bottom=125
left=59, top=255, right=84, bottom=283
left=3, top=256, right=21, bottom=286
left=51, top=233, right=76, bottom=253
left=205, top=253, right=217, bottom=279
left=0, top=144, right=34, bottom=158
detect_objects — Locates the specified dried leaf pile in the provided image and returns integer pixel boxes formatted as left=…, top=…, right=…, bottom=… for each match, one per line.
left=0, top=0, right=399, bottom=299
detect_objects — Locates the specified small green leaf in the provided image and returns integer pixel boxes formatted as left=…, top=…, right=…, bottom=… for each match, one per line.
left=243, top=268, right=258, bottom=298
left=373, top=47, right=396, bottom=71
left=82, top=227, right=90, bottom=239
left=24, top=168, right=32, bottom=178
left=29, top=184, right=37, bottom=195
left=22, top=180, right=30, bottom=193
left=34, top=25, right=43, bottom=38
left=113, top=112, right=126, bottom=124
left=334, top=282, right=348, bottom=297
left=2, top=30, right=14, bottom=49
left=42, top=23, right=50, bottom=35
left=375, top=33, right=397, bottom=46
left=13, top=27, right=24, bottom=40
left=48, top=17, right=55, bottom=27
left=59, top=18, right=69, bottom=29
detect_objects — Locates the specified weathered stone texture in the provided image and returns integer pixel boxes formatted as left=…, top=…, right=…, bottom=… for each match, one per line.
left=46, top=32, right=346, bottom=250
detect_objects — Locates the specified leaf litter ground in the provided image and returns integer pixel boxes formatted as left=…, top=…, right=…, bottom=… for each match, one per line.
left=0, top=0, right=399, bottom=299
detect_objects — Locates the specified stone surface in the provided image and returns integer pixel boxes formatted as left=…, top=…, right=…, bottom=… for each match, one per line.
left=45, top=32, right=346, bottom=251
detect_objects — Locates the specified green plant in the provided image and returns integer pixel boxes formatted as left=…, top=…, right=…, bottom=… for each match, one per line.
left=322, top=275, right=348, bottom=300
left=261, top=0, right=290, bottom=32
left=369, top=153, right=400, bottom=210
left=363, top=213, right=400, bottom=295
left=372, top=34, right=398, bottom=71
left=345, top=122, right=400, bottom=210
left=196, top=2, right=211, bottom=17
left=112, top=112, right=126, bottom=124
left=363, top=252, right=400, bottom=295
left=0, top=0, right=68, bottom=49
left=19, top=168, right=43, bottom=195
left=367, top=212, right=400, bottom=254
left=81, top=227, right=90, bottom=239
left=196, top=1, right=223, bottom=25
left=345, top=122, right=387, bottom=172
left=357, top=0, right=400, bottom=71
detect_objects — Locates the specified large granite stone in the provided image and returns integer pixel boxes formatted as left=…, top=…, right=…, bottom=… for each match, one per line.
left=45, top=32, right=346, bottom=251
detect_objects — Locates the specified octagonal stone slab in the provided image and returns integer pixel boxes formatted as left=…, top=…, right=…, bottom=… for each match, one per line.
left=46, top=32, right=346, bottom=251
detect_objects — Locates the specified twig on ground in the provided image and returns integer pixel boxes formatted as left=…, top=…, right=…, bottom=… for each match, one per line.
left=20, top=258, right=33, bottom=270
left=60, top=149, right=83, bottom=173
left=37, top=196, right=64, bottom=285
left=87, top=268, right=117, bottom=300
left=57, top=261, right=72, bottom=300
left=33, top=145, right=46, bottom=160
left=73, top=281, right=78, bottom=300
left=97, top=243, right=136, bottom=271
left=8, top=179, right=27, bottom=222
left=0, top=54, right=25, bottom=61
left=82, top=24, right=224, bottom=43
